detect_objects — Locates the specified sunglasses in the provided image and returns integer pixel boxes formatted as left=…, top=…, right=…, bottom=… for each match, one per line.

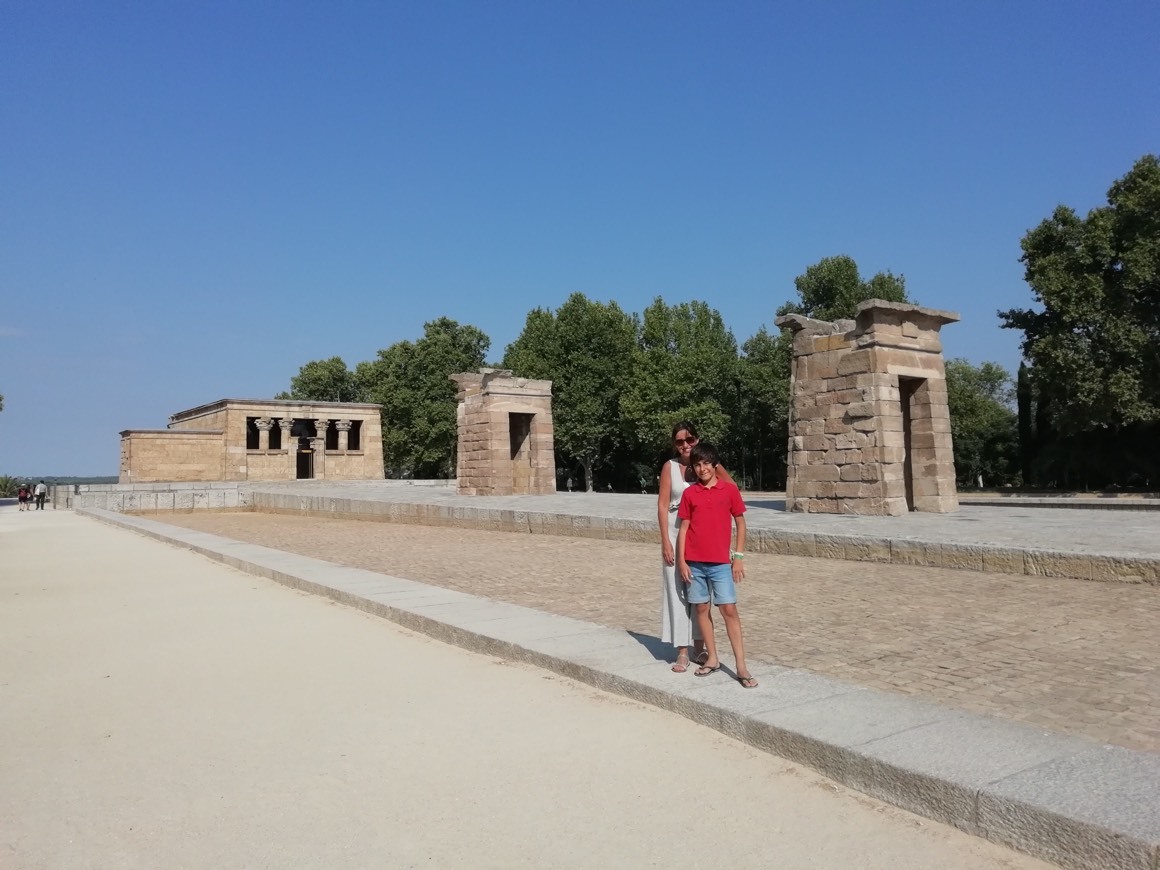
left=674, top=437, right=698, bottom=446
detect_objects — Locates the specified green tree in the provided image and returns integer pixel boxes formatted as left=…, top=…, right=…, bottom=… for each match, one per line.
left=736, top=327, right=791, bottom=490
left=275, top=357, right=364, bottom=402
left=503, top=293, right=638, bottom=491
left=358, top=318, right=490, bottom=478
left=777, top=254, right=909, bottom=321
left=944, top=359, right=1019, bottom=487
left=999, top=154, right=1160, bottom=487
left=1000, top=155, right=1160, bottom=434
left=620, top=298, right=739, bottom=460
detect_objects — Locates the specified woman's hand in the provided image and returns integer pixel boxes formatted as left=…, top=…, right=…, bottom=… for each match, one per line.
left=661, top=539, right=675, bottom=566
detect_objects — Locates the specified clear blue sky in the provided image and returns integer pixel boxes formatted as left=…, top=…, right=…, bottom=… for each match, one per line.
left=2, top=1, right=1158, bottom=475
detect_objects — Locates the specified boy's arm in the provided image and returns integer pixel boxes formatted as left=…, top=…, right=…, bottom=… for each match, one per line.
left=732, top=515, right=747, bottom=581
left=676, top=518, right=692, bottom=584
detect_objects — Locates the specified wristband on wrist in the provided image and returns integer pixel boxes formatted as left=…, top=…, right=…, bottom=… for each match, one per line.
left=731, top=551, right=745, bottom=561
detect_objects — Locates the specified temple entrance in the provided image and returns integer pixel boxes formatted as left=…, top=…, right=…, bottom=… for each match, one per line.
left=296, top=438, right=314, bottom=479
left=898, top=376, right=923, bottom=512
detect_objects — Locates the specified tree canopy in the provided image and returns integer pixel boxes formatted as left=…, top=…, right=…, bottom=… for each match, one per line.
left=1000, top=154, right=1160, bottom=487
left=1000, top=155, right=1160, bottom=433
left=944, top=359, right=1018, bottom=487
left=777, top=254, right=909, bottom=321
left=619, top=298, right=739, bottom=453
left=503, top=293, right=637, bottom=491
left=275, top=357, right=364, bottom=403
left=357, top=318, right=490, bottom=478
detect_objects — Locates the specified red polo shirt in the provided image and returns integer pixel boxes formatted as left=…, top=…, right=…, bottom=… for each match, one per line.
left=677, top=479, right=745, bottom=563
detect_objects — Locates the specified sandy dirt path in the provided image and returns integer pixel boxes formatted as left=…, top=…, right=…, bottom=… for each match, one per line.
left=0, top=509, right=1048, bottom=869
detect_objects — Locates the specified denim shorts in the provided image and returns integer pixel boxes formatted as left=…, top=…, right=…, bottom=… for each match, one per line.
left=685, top=561, right=737, bottom=606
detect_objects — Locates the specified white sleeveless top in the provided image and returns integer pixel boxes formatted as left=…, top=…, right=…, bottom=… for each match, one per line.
left=667, top=459, right=693, bottom=513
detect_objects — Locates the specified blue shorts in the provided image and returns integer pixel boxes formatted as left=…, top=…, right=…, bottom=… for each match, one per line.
left=685, top=561, right=737, bottom=606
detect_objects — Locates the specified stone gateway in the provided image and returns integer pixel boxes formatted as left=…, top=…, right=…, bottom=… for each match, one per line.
left=776, top=300, right=959, bottom=516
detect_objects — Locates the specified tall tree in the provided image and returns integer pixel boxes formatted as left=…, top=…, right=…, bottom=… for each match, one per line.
left=276, top=357, right=364, bottom=403
left=1000, top=154, right=1160, bottom=488
left=1000, top=155, right=1160, bottom=435
left=357, top=318, right=490, bottom=478
left=620, top=298, right=739, bottom=461
left=1016, top=362, right=1034, bottom=486
left=736, top=326, right=791, bottom=490
left=503, top=293, right=637, bottom=491
left=944, top=359, right=1019, bottom=487
left=778, top=254, right=910, bottom=321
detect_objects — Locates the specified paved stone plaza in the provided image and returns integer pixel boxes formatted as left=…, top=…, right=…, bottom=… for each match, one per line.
left=161, top=507, right=1160, bottom=753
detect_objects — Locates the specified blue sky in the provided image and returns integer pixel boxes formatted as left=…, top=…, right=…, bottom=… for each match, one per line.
left=2, top=1, right=1158, bottom=475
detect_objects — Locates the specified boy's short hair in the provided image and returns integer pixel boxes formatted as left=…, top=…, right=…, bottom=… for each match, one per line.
left=689, top=441, right=720, bottom=468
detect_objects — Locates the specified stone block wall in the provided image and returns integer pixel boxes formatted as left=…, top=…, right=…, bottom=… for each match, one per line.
left=121, top=399, right=385, bottom=483
left=776, top=300, right=959, bottom=515
left=452, top=370, right=556, bottom=496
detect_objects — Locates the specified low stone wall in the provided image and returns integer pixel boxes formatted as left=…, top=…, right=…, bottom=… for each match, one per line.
left=245, top=490, right=1160, bottom=585
left=51, top=482, right=250, bottom=512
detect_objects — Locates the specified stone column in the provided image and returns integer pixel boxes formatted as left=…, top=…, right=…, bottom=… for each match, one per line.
left=255, top=417, right=273, bottom=451
left=335, top=419, right=352, bottom=452
left=278, top=418, right=295, bottom=479
left=313, top=418, right=329, bottom=479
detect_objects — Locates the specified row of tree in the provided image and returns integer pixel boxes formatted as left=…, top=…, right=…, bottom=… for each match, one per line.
left=279, top=154, right=1158, bottom=491
left=279, top=255, right=1019, bottom=491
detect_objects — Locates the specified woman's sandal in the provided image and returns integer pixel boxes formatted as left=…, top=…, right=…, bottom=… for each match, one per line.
left=671, top=652, right=690, bottom=673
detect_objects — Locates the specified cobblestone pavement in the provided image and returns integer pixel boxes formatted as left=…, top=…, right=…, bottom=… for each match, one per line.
left=246, top=481, right=1160, bottom=558
left=160, top=512, right=1160, bottom=753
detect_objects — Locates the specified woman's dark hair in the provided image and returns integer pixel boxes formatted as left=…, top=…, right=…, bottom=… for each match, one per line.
left=671, top=420, right=699, bottom=441
left=689, top=441, right=720, bottom=468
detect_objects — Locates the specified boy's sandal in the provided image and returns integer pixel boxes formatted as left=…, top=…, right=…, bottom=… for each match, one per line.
left=737, top=675, right=759, bottom=689
left=671, top=653, right=690, bottom=673
left=694, top=664, right=721, bottom=677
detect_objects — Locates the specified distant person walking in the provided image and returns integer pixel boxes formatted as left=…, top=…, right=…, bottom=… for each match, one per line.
left=34, top=481, right=47, bottom=510
left=17, top=484, right=30, bottom=511
left=657, top=421, right=734, bottom=673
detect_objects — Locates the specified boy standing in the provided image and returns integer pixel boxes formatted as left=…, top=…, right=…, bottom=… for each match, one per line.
left=676, top=442, right=757, bottom=688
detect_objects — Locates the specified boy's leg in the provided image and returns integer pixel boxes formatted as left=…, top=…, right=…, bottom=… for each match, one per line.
left=717, top=603, right=755, bottom=684
left=694, top=603, right=716, bottom=669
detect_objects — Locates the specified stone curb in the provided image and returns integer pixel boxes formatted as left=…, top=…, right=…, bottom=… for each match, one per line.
left=80, top=507, right=1160, bottom=870
left=244, top=490, right=1160, bottom=586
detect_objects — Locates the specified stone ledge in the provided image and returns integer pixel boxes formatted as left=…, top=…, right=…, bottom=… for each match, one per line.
left=237, top=492, right=1160, bottom=586
left=77, top=507, right=1160, bottom=870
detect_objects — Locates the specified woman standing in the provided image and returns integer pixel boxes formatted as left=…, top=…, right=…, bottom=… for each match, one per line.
left=657, top=421, right=734, bottom=672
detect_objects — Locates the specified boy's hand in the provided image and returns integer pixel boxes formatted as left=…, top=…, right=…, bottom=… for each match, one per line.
left=678, top=560, right=691, bottom=584
left=732, top=559, right=745, bottom=582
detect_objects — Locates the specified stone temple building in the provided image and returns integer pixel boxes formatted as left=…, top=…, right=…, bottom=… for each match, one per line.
left=776, top=300, right=959, bottom=516
left=119, top=399, right=384, bottom=483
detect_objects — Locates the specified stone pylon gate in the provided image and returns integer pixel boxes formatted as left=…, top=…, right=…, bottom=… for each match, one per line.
left=776, top=300, right=960, bottom=515
left=450, top=369, right=557, bottom=496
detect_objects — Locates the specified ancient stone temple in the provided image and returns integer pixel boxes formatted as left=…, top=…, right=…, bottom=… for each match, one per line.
left=775, top=300, right=960, bottom=515
left=119, top=399, right=384, bottom=483
left=451, top=369, right=556, bottom=496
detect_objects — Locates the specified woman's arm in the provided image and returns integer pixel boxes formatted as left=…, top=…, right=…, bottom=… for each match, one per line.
left=657, top=461, right=675, bottom=565
left=676, top=518, right=692, bottom=584
left=716, top=464, right=737, bottom=488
